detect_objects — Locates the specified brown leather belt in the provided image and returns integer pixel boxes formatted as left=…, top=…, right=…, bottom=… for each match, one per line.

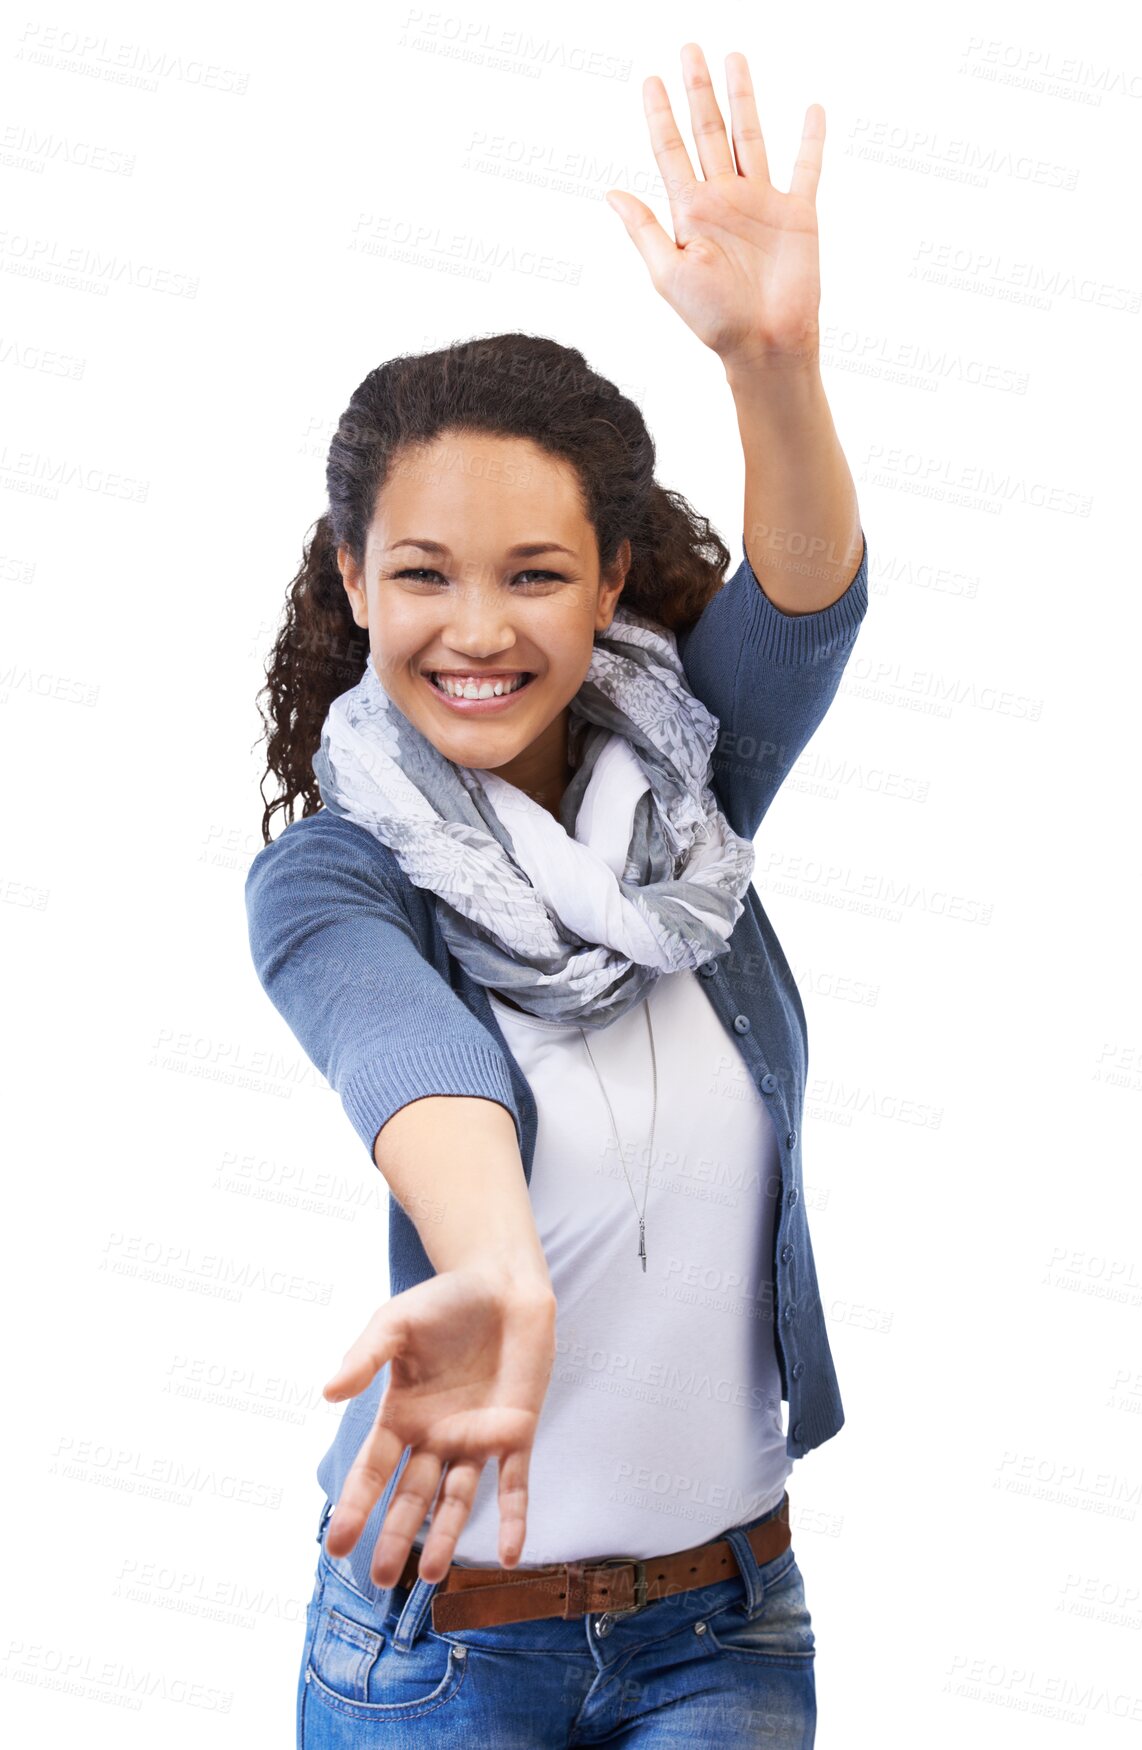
left=394, top=1492, right=791, bottom=1632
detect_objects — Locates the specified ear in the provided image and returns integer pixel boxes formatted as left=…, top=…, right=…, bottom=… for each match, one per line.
left=338, top=543, right=368, bottom=629
left=596, top=537, right=631, bottom=632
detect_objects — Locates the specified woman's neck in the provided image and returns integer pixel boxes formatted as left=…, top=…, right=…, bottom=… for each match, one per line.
left=494, top=708, right=579, bottom=823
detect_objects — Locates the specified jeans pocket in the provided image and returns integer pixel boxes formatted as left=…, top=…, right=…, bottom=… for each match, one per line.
left=703, top=1555, right=816, bottom=1663
left=306, top=1599, right=469, bottom=1723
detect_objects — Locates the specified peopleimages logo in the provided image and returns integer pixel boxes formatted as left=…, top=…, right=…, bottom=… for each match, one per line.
left=554, top=1336, right=771, bottom=1409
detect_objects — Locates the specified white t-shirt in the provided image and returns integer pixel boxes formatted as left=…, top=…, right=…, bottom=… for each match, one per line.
left=416, top=735, right=794, bottom=1564
left=447, top=972, right=794, bottom=1565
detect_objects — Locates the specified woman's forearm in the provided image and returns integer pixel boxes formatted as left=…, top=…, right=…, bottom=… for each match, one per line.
left=724, top=353, right=864, bottom=614
left=374, top=1095, right=554, bottom=1293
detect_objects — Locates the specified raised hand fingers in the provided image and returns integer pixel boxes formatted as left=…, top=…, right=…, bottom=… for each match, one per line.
left=789, top=105, right=826, bottom=206
left=642, top=73, right=698, bottom=210
left=724, top=50, right=770, bottom=182
left=678, top=42, right=736, bottom=181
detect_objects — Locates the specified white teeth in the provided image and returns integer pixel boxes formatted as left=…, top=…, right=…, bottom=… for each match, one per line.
left=433, top=674, right=529, bottom=700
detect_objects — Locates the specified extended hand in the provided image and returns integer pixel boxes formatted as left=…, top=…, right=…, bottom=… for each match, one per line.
left=605, top=43, right=825, bottom=369
left=322, top=1268, right=558, bottom=1587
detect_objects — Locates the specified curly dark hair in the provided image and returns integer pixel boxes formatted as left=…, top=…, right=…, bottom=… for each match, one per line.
left=252, top=331, right=732, bottom=845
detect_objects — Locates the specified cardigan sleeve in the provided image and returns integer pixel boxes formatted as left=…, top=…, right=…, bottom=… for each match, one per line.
left=243, top=814, right=523, bottom=1164
left=676, top=529, right=870, bottom=841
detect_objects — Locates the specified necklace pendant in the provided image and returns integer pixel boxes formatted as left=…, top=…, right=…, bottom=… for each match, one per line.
left=638, top=1217, right=646, bottom=1272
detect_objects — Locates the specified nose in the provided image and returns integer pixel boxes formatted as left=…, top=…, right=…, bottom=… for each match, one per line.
left=440, top=583, right=520, bottom=663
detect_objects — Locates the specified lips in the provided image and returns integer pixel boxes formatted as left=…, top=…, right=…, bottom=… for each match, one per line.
left=422, top=670, right=538, bottom=714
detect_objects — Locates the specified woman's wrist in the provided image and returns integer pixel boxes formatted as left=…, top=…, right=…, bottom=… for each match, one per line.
left=455, top=1249, right=555, bottom=1306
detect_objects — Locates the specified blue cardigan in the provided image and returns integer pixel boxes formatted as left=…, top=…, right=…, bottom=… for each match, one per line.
left=245, top=529, right=870, bottom=1599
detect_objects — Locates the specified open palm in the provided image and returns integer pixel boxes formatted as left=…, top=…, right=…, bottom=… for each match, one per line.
left=322, top=1268, right=557, bottom=1587
left=606, top=43, right=825, bottom=367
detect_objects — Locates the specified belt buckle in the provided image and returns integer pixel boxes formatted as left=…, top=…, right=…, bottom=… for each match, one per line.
left=596, top=1555, right=648, bottom=1617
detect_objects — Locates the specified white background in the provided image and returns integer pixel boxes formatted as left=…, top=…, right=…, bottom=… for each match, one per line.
left=3, top=0, right=1141, bottom=1743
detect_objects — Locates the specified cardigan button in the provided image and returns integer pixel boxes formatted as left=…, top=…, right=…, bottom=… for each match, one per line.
left=700, top=961, right=718, bottom=978
left=760, top=1072, right=778, bottom=1093
left=733, top=1014, right=751, bottom=1033
left=786, top=1187, right=799, bottom=1206
left=786, top=1130, right=797, bottom=1149
left=792, top=1360, right=805, bottom=1381
left=792, top=1421, right=804, bottom=1442
left=783, top=1303, right=796, bottom=1323
left=781, top=1244, right=793, bottom=1264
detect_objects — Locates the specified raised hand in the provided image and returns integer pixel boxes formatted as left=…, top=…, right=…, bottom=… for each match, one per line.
left=605, top=43, right=825, bottom=370
left=322, top=1266, right=558, bottom=1587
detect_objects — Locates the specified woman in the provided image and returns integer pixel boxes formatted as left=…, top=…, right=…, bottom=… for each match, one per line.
left=246, top=43, right=868, bottom=1748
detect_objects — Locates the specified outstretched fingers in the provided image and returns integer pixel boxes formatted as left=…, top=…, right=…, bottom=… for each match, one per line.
left=496, top=1445, right=533, bottom=1568
left=323, top=1419, right=409, bottom=1561
left=366, top=1447, right=448, bottom=1588
left=418, top=1459, right=484, bottom=1582
left=323, top=1300, right=407, bottom=1405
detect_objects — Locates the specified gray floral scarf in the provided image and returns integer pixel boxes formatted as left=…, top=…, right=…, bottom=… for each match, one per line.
left=312, top=604, right=756, bottom=1027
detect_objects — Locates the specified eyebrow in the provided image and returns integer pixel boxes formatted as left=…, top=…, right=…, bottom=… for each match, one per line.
left=385, top=538, right=578, bottom=559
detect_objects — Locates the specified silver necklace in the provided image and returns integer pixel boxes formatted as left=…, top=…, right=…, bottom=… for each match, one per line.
left=578, top=999, right=658, bottom=1272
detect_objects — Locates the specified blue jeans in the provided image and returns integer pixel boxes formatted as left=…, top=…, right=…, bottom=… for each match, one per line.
left=297, top=1494, right=816, bottom=1745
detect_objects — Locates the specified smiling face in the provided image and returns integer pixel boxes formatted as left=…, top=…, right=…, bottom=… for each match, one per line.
left=338, top=432, right=629, bottom=819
